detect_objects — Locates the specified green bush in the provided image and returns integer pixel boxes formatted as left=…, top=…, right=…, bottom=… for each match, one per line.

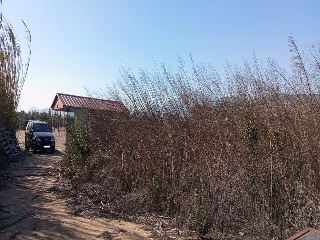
left=64, top=121, right=90, bottom=178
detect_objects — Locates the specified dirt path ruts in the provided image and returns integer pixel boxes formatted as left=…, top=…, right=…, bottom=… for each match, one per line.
left=0, top=151, right=153, bottom=240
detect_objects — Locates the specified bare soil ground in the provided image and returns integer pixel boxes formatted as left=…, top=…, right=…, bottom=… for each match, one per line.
left=0, top=131, right=154, bottom=239
left=2, top=153, right=156, bottom=239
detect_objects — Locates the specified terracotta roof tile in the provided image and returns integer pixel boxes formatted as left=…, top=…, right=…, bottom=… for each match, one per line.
left=51, top=93, right=127, bottom=112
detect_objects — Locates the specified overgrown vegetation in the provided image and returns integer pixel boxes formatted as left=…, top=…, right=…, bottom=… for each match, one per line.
left=63, top=37, right=320, bottom=239
left=0, top=3, right=31, bottom=161
left=0, top=16, right=31, bottom=131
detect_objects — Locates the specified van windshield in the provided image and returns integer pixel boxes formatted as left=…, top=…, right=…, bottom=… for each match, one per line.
left=33, top=123, right=51, bottom=132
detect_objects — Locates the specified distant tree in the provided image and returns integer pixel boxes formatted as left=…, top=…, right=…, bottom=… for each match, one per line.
left=17, top=109, right=66, bottom=130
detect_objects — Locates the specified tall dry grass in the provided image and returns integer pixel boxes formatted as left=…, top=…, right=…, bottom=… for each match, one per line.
left=64, top=37, right=320, bottom=239
left=0, top=9, right=31, bottom=132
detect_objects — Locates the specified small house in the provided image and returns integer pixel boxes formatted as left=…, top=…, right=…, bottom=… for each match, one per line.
left=50, top=93, right=127, bottom=127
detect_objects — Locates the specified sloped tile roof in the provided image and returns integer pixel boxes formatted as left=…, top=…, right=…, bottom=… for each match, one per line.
left=51, top=93, right=127, bottom=112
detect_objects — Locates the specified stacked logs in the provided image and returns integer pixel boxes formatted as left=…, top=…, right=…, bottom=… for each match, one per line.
left=0, top=128, right=21, bottom=158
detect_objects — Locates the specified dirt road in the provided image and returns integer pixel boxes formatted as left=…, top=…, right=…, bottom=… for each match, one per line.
left=0, top=150, right=153, bottom=240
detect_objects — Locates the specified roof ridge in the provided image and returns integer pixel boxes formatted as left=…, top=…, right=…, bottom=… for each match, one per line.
left=56, top=93, right=121, bottom=103
left=52, top=93, right=127, bottom=112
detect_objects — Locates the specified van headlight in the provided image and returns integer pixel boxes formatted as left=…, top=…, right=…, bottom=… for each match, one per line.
left=35, top=137, right=41, bottom=142
left=51, top=138, right=55, bottom=142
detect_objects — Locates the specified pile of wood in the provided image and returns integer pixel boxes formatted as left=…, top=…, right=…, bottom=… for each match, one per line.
left=0, top=128, right=21, bottom=158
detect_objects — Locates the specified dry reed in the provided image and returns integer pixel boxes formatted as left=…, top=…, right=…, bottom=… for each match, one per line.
left=64, top=37, right=320, bottom=239
left=0, top=7, right=31, bottom=132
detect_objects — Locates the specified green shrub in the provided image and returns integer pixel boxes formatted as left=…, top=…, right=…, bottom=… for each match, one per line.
left=65, top=121, right=90, bottom=178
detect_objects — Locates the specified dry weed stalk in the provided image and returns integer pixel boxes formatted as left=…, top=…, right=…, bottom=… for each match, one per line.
left=0, top=8, right=31, bottom=131
left=64, top=37, right=320, bottom=239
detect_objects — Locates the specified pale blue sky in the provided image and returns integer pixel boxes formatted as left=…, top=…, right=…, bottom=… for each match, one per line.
left=2, top=0, right=319, bottom=111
